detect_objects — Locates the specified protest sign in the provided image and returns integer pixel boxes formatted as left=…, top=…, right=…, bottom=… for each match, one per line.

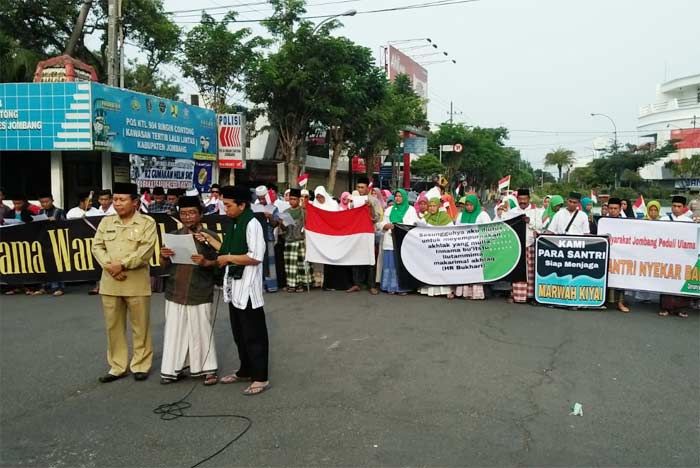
left=393, top=216, right=526, bottom=289
left=535, top=235, right=609, bottom=307
left=597, top=217, right=700, bottom=296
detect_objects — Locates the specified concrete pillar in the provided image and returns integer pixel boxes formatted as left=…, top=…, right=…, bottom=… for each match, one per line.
left=50, top=151, right=63, bottom=208
left=101, top=151, right=113, bottom=189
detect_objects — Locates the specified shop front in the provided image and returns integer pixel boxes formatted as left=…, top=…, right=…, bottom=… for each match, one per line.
left=0, top=82, right=217, bottom=208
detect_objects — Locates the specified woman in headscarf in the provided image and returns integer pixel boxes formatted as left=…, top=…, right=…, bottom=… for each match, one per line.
left=441, top=194, right=459, bottom=221
left=454, top=194, right=491, bottom=300
left=645, top=200, right=661, bottom=220
left=621, top=199, right=635, bottom=218
left=418, top=197, right=456, bottom=299
left=541, top=195, right=564, bottom=231
left=372, top=187, right=387, bottom=209
left=414, top=191, right=429, bottom=219
left=311, top=186, right=341, bottom=289
left=581, top=196, right=597, bottom=234
left=339, top=191, right=351, bottom=211
left=379, top=189, right=418, bottom=295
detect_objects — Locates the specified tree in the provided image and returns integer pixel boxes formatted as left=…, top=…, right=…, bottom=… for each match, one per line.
left=411, top=154, right=445, bottom=179
left=181, top=12, right=267, bottom=112
left=1, top=0, right=181, bottom=83
left=353, top=73, right=428, bottom=178
left=428, top=123, right=531, bottom=191
left=544, top=147, right=576, bottom=182
left=666, top=153, right=700, bottom=179
left=589, top=142, right=676, bottom=188
left=122, top=62, right=181, bottom=100
left=319, top=38, right=387, bottom=192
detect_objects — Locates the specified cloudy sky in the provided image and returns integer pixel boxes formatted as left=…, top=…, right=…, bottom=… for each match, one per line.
left=150, top=0, right=700, bottom=172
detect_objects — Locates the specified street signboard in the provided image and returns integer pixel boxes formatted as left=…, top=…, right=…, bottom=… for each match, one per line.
left=0, top=82, right=93, bottom=151
left=217, top=113, right=245, bottom=169
left=440, top=145, right=454, bottom=152
left=404, top=136, right=428, bottom=155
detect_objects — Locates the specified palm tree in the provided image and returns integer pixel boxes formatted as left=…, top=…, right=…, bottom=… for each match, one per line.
left=544, top=148, right=576, bottom=182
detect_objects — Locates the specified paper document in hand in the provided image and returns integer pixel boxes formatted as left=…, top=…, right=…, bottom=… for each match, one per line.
left=31, top=214, right=49, bottom=221
left=263, top=204, right=277, bottom=215
left=251, top=203, right=265, bottom=213
left=162, top=233, right=198, bottom=265
left=351, top=195, right=367, bottom=208
left=278, top=212, right=296, bottom=227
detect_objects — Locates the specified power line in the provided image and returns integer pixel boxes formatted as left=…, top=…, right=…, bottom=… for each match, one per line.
left=169, top=0, right=362, bottom=18
left=170, top=0, right=480, bottom=24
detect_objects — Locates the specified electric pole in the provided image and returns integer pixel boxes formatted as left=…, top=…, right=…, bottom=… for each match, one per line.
left=107, top=0, right=120, bottom=86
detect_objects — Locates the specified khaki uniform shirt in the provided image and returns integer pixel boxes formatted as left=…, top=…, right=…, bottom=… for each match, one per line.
left=92, top=213, right=157, bottom=296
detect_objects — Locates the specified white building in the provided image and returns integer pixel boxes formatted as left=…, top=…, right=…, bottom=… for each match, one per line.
left=638, top=74, right=700, bottom=182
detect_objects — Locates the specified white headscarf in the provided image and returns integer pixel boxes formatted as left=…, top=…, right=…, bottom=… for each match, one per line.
left=312, top=186, right=339, bottom=211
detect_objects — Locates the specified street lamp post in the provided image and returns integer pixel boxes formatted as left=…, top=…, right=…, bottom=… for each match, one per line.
left=311, top=9, right=357, bottom=34
left=590, top=112, right=618, bottom=148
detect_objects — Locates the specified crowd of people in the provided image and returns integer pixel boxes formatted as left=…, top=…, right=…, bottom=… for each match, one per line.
left=1, top=178, right=698, bottom=392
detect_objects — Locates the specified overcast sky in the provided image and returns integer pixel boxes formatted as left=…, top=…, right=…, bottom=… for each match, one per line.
left=147, top=0, right=700, bottom=171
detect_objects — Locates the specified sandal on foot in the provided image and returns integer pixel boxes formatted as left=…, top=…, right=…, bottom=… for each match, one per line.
left=678, top=312, right=689, bottom=319
left=203, top=374, right=219, bottom=386
left=220, top=373, right=252, bottom=384
left=243, top=383, right=271, bottom=396
left=32, top=289, right=47, bottom=296
left=618, top=303, right=630, bottom=313
left=88, top=288, right=99, bottom=295
left=296, top=286, right=305, bottom=293
left=53, top=290, right=64, bottom=296
left=447, top=293, right=455, bottom=300
left=658, top=310, right=669, bottom=317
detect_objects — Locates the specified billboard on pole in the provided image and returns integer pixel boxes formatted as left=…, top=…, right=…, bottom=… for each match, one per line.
left=217, top=113, right=245, bottom=169
left=386, top=45, right=428, bottom=102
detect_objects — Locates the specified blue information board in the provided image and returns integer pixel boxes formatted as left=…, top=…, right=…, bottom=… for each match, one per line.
left=403, top=137, right=428, bottom=155
left=0, top=82, right=93, bottom=151
left=91, top=83, right=217, bottom=159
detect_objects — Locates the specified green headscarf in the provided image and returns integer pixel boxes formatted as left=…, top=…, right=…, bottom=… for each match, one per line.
left=389, top=189, right=409, bottom=224
left=542, top=195, right=564, bottom=228
left=459, top=194, right=481, bottom=224
left=424, top=198, right=453, bottom=226
left=220, top=204, right=254, bottom=255
left=581, top=197, right=593, bottom=215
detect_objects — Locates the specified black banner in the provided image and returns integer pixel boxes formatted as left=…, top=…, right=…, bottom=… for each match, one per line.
left=392, top=215, right=527, bottom=290
left=0, top=214, right=238, bottom=285
left=534, top=235, right=609, bottom=307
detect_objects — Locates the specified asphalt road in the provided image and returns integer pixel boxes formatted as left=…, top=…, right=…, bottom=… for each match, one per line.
left=1, top=285, right=698, bottom=467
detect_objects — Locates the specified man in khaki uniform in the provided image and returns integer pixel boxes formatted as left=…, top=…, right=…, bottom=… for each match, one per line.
left=92, top=182, right=157, bottom=382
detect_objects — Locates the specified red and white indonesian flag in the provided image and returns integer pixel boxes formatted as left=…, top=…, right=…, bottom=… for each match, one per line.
left=297, top=173, right=309, bottom=187
left=633, top=195, right=646, bottom=217
left=305, top=203, right=376, bottom=265
left=498, top=175, right=511, bottom=191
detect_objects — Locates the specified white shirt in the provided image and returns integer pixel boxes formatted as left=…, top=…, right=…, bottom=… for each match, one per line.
left=455, top=210, right=491, bottom=225
left=666, top=212, right=693, bottom=222
left=379, top=205, right=419, bottom=250
left=506, top=205, right=542, bottom=246
left=223, top=218, right=266, bottom=309
left=66, top=206, right=101, bottom=219
left=548, top=208, right=590, bottom=235
left=97, top=204, right=116, bottom=216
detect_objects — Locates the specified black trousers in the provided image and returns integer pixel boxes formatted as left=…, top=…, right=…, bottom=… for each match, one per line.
left=351, top=265, right=376, bottom=289
left=229, top=301, right=269, bottom=382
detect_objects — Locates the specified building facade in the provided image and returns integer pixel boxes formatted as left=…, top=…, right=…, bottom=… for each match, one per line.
left=638, top=74, right=700, bottom=184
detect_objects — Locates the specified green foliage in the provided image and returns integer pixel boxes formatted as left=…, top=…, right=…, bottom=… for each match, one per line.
left=1, top=0, right=181, bottom=82
left=123, top=62, right=181, bottom=100
left=354, top=73, right=428, bottom=175
left=544, top=147, right=576, bottom=182
left=589, top=142, right=676, bottom=188
left=182, top=12, right=267, bottom=112
left=428, top=123, right=533, bottom=191
left=411, top=154, right=445, bottom=179
left=611, top=187, right=638, bottom=202
left=665, top=153, right=700, bottom=178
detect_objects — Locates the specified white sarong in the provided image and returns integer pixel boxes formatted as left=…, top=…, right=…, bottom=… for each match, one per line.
left=161, top=300, right=218, bottom=380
